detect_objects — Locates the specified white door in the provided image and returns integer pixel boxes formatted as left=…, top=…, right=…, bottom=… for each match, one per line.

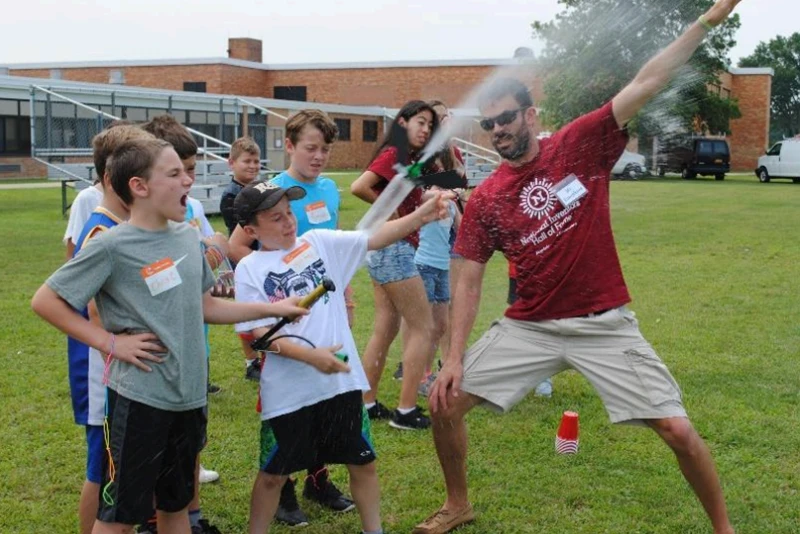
left=764, top=143, right=783, bottom=176
left=781, top=143, right=800, bottom=177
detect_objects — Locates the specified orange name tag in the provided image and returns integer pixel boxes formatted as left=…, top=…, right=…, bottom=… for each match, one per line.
left=282, top=241, right=318, bottom=271
left=141, top=258, right=182, bottom=296
left=305, top=201, right=331, bottom=224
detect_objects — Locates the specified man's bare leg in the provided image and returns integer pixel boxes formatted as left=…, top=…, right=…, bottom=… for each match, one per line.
left=432, top=390, right=483, bottom=510
left=648, top=417, right=734, bottom=534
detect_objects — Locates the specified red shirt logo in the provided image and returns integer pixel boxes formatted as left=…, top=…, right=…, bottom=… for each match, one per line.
left=520, top=178, right=556, bottom=219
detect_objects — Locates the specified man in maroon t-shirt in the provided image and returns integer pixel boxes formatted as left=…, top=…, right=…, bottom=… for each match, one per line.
left=415, top=2, right=742, bottom=534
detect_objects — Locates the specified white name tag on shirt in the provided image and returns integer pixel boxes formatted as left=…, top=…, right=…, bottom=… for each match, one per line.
left=141, top=258, right=182, bottom=297
left=282, top=241, right=319, bottom=272
left=305, top=201, right=331, bottom=225
left=554, top=174, right=588, bottom=207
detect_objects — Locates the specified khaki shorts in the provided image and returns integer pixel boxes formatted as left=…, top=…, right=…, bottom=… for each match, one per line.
left=459, top=308, right=686, bottom=424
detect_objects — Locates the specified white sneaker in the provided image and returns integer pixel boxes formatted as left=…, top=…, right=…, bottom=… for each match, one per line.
left=534, top=378, right=553, bottom=398
left=199, top=465, right=219, bottom=484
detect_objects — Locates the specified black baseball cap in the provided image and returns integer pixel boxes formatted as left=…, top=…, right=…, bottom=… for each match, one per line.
left=234, top=179, right=306, bottom=225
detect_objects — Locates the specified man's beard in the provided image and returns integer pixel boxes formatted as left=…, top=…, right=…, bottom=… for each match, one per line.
left=492, top=126, right=531, bottom=162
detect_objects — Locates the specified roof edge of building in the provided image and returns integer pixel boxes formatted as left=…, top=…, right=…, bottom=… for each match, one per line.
left=1, top=57, right=519, bottom=72
left=729, top=67, right=774, bottom=76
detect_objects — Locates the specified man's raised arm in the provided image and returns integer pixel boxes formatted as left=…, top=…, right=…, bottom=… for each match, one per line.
left=612, top=0, right=743, bottom=128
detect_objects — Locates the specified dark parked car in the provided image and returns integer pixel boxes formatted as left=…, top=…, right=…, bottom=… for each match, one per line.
left=655, top=137, right=730, bottom=180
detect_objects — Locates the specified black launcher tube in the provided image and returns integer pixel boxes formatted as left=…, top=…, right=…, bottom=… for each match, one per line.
left=250, top=277, right=336, bottom=352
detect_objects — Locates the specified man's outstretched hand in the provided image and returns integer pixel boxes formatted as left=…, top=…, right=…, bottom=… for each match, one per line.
left=704, top=0, right=743, bottom=27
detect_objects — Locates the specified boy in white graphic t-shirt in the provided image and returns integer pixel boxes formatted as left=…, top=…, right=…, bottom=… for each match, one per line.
left=233, top=179, right=452, bottom=534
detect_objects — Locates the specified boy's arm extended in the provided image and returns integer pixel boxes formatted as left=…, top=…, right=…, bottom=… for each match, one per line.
left=229, top=224, right=256, bottom=263
left=367, top=191, right=453, bottom=251
left=31, top=285, right=164, bottom=372
left=249, top=328, right=349, bottom=374
left=202, top=292, right=308, bottom=325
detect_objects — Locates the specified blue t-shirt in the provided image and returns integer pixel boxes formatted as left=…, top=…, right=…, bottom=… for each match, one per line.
left=415, top=202, right=456, bottom=271
left=270, top=172, right=340, bottom=235
left=67, top=207, right=122, bottom=426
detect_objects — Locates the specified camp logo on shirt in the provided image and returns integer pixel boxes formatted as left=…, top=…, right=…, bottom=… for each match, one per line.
left=520, top=178, right=556, bottom=220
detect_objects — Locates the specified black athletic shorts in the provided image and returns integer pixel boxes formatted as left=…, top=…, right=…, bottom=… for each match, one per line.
left=97, top=389, right=206, bottom=525
left=259, top=390, right=375, bottom=475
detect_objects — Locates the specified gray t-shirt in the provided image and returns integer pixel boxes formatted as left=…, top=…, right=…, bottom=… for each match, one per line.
left=47, top=222, right=215, bottom=411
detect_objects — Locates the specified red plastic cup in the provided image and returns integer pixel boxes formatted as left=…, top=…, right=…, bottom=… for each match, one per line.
left=555, top=411, right=579, bottom=454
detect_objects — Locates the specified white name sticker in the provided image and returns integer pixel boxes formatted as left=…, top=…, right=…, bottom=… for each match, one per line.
left=282, top=241, right=319, bottom=272
left=554, top=174, right=588, bottom=207
left=141, top=258, right=182, bottom=297
left=305, top=201, right=331, bottom=225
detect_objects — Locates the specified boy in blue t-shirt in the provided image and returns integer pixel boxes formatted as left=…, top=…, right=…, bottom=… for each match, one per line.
left=227, top=109, right=356, bottom=526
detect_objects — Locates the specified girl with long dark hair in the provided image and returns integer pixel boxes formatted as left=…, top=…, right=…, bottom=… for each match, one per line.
left=350, top=100, right=440, bottom=430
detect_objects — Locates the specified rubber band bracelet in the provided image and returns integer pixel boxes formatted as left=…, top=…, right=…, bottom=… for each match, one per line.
left=698, top=15, right=714, bottom=31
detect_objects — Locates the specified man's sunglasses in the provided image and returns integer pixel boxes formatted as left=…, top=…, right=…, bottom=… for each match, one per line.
left=479, top=107, right=529, bottom=131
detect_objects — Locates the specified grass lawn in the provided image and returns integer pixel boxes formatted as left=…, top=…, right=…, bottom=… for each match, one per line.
left=1, top=173, right=799, bottom=533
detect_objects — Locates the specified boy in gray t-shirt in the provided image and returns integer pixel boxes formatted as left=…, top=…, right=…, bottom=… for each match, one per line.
left=32, top=138, right=305, bottom=533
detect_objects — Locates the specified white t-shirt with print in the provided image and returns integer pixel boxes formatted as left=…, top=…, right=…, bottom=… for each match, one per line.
left=64, top=185, right=103, bottom=243
left=235, top=229, right=370, bottom=420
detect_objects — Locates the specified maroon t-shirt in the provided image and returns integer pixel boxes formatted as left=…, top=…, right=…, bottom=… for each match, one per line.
left=455, top=102, right=630, bottom=321
left=368, top=146, right=423, bottom=247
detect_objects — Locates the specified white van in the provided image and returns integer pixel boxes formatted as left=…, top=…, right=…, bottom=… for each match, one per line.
left=756, top=139, right=800, bottom=183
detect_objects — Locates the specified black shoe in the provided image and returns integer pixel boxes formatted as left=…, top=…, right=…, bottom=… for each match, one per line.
left=303, top=468, right=356, bottom=513
left=207, top=383, right=222, bottom=394
left=276, top=478, right=309, bottom=527
left=366, top=401, right=392, bottom=420
left=245, top=359, right=261, bottom=381
left=392, top=362, right=403, bottom=380
left=191, top=519, right=222, bottom=534
left=389, top=406, right=431, bottom=430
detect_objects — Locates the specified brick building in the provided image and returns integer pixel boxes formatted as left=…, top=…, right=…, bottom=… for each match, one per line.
left=1, top=37, right=773, bottom=175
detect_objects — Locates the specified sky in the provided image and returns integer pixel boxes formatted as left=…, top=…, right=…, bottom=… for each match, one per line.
left=0, top=0, right=797, bottom=67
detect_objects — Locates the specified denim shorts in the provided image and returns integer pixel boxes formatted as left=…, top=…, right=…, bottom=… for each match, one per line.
left=416, top=263, right=450, bottom=303
left=367, top=240, right=419, bottom=285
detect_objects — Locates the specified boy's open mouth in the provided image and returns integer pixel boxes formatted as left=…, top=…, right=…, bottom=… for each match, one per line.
left=180, top=194, right=188, bottom=207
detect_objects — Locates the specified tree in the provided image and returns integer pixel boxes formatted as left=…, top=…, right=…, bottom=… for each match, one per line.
left=739, top=33, right=800, bottom=143
left=531, top=0, right=741, bottom=141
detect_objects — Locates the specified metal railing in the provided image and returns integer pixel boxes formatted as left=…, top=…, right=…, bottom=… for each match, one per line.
left=452, top=137, right=500, bottom=166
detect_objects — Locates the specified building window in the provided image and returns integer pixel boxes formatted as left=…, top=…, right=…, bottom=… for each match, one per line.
left=109, top=70, right=125, bottom=84
left=0, top=99, right=18, bottom=115
left=183, top=81, right=207, bottom=93
left=50, top=69, right=62, bottom=80
left=334, top=118, right=351, bottom=141
left=363, top=120, right=378, bottom=142
left=273, top=86, right=307, bottom=102
left=0, top=116, right=32, bottom=155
